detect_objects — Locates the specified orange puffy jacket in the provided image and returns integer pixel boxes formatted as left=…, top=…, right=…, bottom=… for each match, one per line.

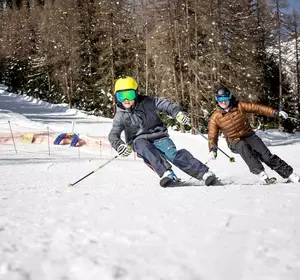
left=208, top=101, right=276, bottom=150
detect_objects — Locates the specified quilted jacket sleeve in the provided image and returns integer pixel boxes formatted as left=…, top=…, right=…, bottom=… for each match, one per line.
left=239, top=102, right=276, bottom=117
left=208, top=112, right=219, bottom=151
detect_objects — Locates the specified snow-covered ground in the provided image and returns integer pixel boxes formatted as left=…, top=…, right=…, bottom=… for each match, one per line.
left=0, top=85, right=300, bottom=280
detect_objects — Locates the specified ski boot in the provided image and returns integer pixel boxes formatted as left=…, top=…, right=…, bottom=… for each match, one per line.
left=264, top=177, right=277, bottom=185
left=160, top=169, right=181, bottom=188
left=259, top=171, right=276, bottom=185
left=287, top=173, right=300, bottom=183
left=202, top=170, right=217, bottom=186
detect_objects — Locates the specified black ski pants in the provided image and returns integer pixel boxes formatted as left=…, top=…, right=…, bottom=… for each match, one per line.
left=229, top=134, right=293, bottom=178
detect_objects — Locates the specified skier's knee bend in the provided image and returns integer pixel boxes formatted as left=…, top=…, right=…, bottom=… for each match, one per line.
left=260, top=149, right=273, bottom=163
left=163, top=146, right=177, bottom=162
left=173, top=149, right=192, bottom=163
left=152, top=137, right=177, bottom=162
left=173, top=149, right=208, bottom=178
left=249, top=166, right=264, bottom=175
left=246, top=156, right=264, bottom=175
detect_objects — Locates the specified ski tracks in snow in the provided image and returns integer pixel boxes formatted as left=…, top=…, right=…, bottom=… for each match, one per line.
left=1, top=159, right=300, bottom=280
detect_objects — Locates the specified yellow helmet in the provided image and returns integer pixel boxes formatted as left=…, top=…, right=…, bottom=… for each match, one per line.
left=114, top=76, right=138, bottom=93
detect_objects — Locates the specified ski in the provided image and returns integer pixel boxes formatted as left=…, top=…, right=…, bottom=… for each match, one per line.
left=215, top=179, right=292, bottom=186
left=160, top=177, right=174, bottom=188
left=160, top=177, right=293, bottom=188
left=160, top=177, right=185, bottom=188
left=159, top=176, right=220, bottom=188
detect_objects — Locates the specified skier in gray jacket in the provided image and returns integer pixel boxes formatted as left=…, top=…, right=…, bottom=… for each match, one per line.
left=108, top=76, right=217, bottom=187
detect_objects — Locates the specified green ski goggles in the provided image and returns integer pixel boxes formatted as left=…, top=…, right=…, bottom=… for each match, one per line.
left=116, top=89, right=136, bottom=102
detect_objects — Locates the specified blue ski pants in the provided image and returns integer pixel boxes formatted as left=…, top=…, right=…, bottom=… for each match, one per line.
left=134, top=137, right=208, bottom=178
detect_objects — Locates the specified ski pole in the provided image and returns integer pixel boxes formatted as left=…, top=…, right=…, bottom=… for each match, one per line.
left=288, top=116, right=298, bottom=121
left=68, top=155, right=118, bottom=187
left=189, top=125, right=235, bottom=163
left=205, top=158, right=211, bottom=165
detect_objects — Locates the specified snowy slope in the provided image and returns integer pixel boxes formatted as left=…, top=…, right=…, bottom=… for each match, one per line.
left=0, top=85, right=300, bottom=280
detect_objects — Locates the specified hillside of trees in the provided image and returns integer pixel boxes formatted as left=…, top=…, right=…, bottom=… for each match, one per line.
left=0, top=0, right=299, bottom=132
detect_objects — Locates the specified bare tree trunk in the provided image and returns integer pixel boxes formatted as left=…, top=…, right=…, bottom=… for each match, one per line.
left=69, top=70, right=74, bottom=105
left=133, top=0, right=140, bottom=84
left=185, top=0, right=195, bottom=133
left=174, top=19, right=185, bottom=133
left=109, top=12, right=115, bottom=115
left=175, top=19, right=185, bottom=104
left=212, top=0, right=222, bottom=102
left=167, top=0, right=179, bottom=102
left=194, top=0, right=199, bottom=130
left=64, top=64, right=72, bottom=108
left=153, top=54, right=158, bottom=96
left=276, top=1, right=283, bottom=110
left=292, top=9, right=300, bottom=119
left=47, top=71, right=51, bottom=94
left=145, top=22, right=149, bottom=95
left=135, top=49, right=140, bottom=84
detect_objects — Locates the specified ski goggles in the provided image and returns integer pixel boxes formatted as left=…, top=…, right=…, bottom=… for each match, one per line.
left=116, top=89, right=136, bottom=102
left=216, top=96, right=231, bottom=103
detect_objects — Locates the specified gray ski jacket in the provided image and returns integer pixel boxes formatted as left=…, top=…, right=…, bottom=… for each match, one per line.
left=108, top=95, right=182, bottom=151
